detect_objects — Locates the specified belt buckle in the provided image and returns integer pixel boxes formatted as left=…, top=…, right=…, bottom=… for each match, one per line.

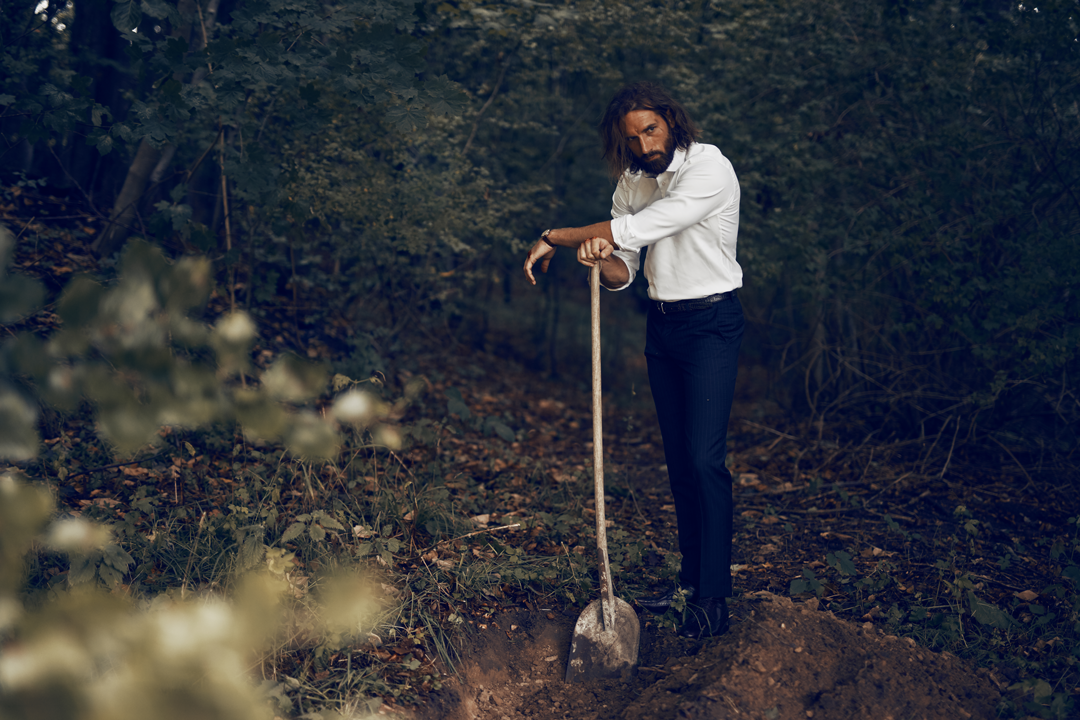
left=660, top=301, right=667, bottom=314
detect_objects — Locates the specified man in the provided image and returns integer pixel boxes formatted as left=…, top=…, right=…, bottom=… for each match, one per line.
left=523, top=81, right=744, bottom=640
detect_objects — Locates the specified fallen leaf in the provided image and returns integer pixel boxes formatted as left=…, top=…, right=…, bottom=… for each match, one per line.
left=860, top=546, right=895, bottom=558
left=1015, top=590, right=1038, bottom=602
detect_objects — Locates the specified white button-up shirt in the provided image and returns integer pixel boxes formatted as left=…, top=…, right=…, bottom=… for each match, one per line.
left=608, top=143, right=742, bottom=302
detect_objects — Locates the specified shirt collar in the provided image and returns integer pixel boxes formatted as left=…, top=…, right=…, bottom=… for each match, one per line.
left=646, top=144, right=690, bottom=179
left=664, top=145, right=689, bottom=175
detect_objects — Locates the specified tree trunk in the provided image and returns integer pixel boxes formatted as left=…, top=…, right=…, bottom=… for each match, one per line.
left=92, top=0, right=218, bottom=257
left=92, top=140, right=161, bottom=256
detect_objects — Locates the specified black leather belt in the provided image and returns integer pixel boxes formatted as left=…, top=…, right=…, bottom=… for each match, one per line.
left=656, top=290, right=737, bottom=314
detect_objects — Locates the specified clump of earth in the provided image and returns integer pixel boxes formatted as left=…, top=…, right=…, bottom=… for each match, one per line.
left=420, top=593, right=1001, bottom=720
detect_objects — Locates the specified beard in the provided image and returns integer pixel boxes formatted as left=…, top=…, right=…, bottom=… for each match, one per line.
left=631, top=141, right=675, bottom=176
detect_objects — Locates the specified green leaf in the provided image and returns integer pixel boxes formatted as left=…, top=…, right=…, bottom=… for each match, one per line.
left=68, top=556, right=97, bottom=585
left=0, top=94, right=16, bottom=106
left=490, top=420, right=515, bottom=443
left=424, top=75, right=468, bottom=117
left=319, top=514, right=345, bottom=531
left=967, top=591, right=1014, bottom=629
left=385, top=104, right=427, bottom=133
left=103, top=543, right=134, bottom=571
left=98, top=563, right=122, bottom=586
left=239, top=530, right=265, bottom=568
left=111, top=0, right=142, bottom=32
left=445, top=387, right=470, bottom=419
left=141, top=0, right=178, bottom=21
left=790, top=568, right=822, bottom=597
left=826, top=551, right=857, bottom=576
left=308, top=523, right=326, bottom=542
left=281, top=521, right=307, bottom=543
left=164, top=36, right=189, bottom=65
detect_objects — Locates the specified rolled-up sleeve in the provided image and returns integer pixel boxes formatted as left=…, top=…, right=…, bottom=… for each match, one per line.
left=605, top=179, right=639, bottom=291
left=610, top=156, right=734, bottom=253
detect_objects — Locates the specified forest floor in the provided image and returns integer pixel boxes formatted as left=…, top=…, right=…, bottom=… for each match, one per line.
left=399, top=350, right=1070, bottom=720
left=3, top=195, right=1079, bottom=719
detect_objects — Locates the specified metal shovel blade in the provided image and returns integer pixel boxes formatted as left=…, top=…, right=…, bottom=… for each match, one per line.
left=565, top=595, right=640, bottom=683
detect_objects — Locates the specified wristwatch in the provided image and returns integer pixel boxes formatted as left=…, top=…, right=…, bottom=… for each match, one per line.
left=540, top=229, right=554, bottom=247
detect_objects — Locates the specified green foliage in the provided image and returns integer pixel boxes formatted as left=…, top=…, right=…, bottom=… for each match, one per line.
left=281, top=510, right=346, bottom=544
left=790, top=567, right=824, bottom=598
left=694, top=0, right=1079, bottom=440
left=5, top=0, right=465, bottom=150
left=5, top=0, right=1078, bottom=447
left=0, top=233, right=405, bottom=461
left=826, top=550, right=857, bottom=577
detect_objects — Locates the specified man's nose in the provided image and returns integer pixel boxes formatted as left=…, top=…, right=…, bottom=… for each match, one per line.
left=641, top=136, right=661, bottom=155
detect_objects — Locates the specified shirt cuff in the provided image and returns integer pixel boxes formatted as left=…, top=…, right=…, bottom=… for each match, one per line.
left=610, top=214, right=640, bottom=252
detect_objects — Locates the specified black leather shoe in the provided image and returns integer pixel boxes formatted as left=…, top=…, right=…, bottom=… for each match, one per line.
left=678, top=597, right=729, bottom=639
left=637, top=584, right=697, bottom=614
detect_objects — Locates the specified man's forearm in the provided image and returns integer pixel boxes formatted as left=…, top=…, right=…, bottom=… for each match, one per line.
left=545, top=221, right=616, bottom=249
left=600, top=255, right=629, bottom=289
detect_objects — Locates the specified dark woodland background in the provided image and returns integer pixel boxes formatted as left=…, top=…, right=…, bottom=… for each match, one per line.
left=4, top=0, right=1076, bottom=451
left=1, top=0, right=1079, bottom=718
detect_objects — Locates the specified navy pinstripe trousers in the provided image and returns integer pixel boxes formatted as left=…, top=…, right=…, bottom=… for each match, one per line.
left=645, top=293, right=744, bottom=599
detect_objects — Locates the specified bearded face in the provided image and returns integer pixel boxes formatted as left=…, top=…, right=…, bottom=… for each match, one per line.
left=621, top=109, right=676, bottom=176
left=630, top=136, right=675, bottom=175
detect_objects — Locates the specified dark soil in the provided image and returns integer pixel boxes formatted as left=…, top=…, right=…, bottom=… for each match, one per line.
left=421, top=593, right=1001, bottom=720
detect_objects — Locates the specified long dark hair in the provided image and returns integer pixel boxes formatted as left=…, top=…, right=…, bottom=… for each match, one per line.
left=599, top=82, right=700, bottom=179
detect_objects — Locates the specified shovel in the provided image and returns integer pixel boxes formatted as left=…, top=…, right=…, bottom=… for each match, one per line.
left=565, top=263, right=640, bottom=683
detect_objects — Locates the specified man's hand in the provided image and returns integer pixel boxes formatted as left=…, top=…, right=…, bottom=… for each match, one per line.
left=576, top=236, right=616, bottom=267
left=523, top=238, right=556, bottom=286
left=578, top=236, right=629, bottom=289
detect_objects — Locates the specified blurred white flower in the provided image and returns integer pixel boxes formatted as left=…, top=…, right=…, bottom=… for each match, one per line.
left=285, top=410, right=341, bottom=459
left=0, top=390, right=38, bottom=461
left=214, top=311, right=256, bottom=344
left=0, top=631, right=91, bottom=687
left=48, top=365, right=75, bottom=393
left=332, top=389, right=378, bottom=425
left=46, top=518, right=112, bottom=553
left=374, top=425, right=402, bottom=450
left=0, top=595, right=21, bottom=632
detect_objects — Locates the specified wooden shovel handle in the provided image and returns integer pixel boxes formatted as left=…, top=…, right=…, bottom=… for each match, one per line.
left=591, top=264, right=616, bottom=631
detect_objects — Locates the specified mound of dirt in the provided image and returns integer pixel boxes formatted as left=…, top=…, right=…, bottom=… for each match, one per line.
left=421, top=593, right=1001, bottom=720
